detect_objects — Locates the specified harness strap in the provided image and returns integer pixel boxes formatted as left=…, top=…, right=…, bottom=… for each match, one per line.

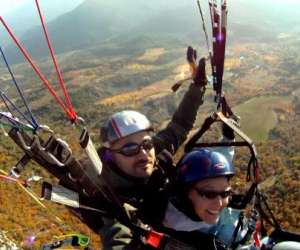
left=269, top=228, right=300, bottom=243
left=209, top=0, right=227, bottom=102
left=79, top=129, right=103, bottom=176
left=230, top=211, right=244, bottom=248
left=255, top=191, right=281, bottom=229
left=185, top=114, right=216, bottom=152
left=9, top=154, right=31, bottom=178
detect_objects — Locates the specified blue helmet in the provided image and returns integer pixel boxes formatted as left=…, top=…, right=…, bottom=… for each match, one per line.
left=177, top=148, right=235, bottom=184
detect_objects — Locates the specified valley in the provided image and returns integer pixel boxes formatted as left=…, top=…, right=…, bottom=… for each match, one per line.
left=0, top=0, right=299, bottom=248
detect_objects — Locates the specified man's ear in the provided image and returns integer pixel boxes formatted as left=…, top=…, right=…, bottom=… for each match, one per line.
left=101, top=149, right=115, bottom=163
left=107, top=150, right=115, bottom=161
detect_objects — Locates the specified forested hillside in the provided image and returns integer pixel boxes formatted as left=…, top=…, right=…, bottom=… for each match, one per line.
left=0, top=0, right=299, bottom=248
left=1, top=37, right=299, bottom=248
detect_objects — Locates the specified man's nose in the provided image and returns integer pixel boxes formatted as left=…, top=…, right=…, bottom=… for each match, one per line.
left=139, top=147, right=150, bottom=157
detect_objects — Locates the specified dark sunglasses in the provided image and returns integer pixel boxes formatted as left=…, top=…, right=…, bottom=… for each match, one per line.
left=193, top=188, right=233, bottom=200
left=111, top=138, right=154, bottom=157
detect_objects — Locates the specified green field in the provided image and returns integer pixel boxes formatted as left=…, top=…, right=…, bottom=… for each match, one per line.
left=233, top=95, right=291, bottom=142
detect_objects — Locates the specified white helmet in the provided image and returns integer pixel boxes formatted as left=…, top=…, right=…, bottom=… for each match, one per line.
left=100, top=110, right=152, bottom=147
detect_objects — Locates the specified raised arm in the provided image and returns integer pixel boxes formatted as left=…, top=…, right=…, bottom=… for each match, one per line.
left=153, top=57, right=207, bottom=155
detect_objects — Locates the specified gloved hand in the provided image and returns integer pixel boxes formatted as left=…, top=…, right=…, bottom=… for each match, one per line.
left=187, top=46, right=207, bottom=87
left=194, top=57, right=208, bottom=87
left=186, top=46, right=197, bottom=75
left=171, top=46, right=207, bottom=92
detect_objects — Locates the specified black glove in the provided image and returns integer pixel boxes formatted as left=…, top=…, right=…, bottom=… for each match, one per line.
left=186, top=46, right=207, bottom=87
left=194, top=57, right=207, bottom=87
left=186, top=46, right=197, bottom=66
left=172, top=46, right=207, bottom=92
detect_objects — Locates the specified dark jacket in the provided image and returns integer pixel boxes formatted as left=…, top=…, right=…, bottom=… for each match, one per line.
left=79, top=83, right=206, bottom=250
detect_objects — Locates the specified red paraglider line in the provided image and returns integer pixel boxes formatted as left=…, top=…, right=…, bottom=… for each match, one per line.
left=0, top=16, right=77, bottom=122
left=35, top=0, right=77, bottom=120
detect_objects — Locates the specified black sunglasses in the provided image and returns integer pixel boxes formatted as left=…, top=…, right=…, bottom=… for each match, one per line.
left=111, top=138, right=154, bottom=157
left=193, top=188, right=233, bottom=200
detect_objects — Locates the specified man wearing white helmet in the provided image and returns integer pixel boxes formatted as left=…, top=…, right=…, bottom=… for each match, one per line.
left=100, top=110, right=156, bottom=179
left=95, top=55, right=209, bottom=249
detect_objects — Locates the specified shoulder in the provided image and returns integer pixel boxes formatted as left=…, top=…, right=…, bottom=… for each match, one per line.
left=219, top=207, right=242, bottom=224
left=163, top=201, right=213, bottom=232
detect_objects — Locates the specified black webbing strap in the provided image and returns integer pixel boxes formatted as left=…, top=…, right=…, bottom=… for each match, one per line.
left=269, top=228, right=300, bottom=243
left=185, top=114, right=216, bottom=152
left=10, top=153, right=31, bottom=177
left=230, top=211, right=244, bottom=248
left=255, top=191, right=281, bottom=230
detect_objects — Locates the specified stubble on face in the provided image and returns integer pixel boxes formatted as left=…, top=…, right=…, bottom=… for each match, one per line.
left=110, top=131, right=156, bottom=178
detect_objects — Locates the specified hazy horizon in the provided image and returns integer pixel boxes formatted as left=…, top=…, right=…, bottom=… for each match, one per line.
left=1, top=0, right=300, bottom=64
left=0, top=0, right=84, bottom=16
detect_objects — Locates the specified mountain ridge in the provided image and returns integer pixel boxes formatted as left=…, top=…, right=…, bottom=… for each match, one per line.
left=3, top=0, right=299, bottom=64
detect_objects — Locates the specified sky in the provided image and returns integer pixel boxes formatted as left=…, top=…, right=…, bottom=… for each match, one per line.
left=0, top=0, right=84, bottom=17
left=1, top=0, right=300, bottom=16
left=0, top=0, right=30, bottom=15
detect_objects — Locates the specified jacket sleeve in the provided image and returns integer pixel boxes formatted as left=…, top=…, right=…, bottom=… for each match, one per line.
left=99, top=217, right=201, bottom=250
left=99, top=217, right=151, bottom=250
left=153, top=83, right=206, bottom=155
